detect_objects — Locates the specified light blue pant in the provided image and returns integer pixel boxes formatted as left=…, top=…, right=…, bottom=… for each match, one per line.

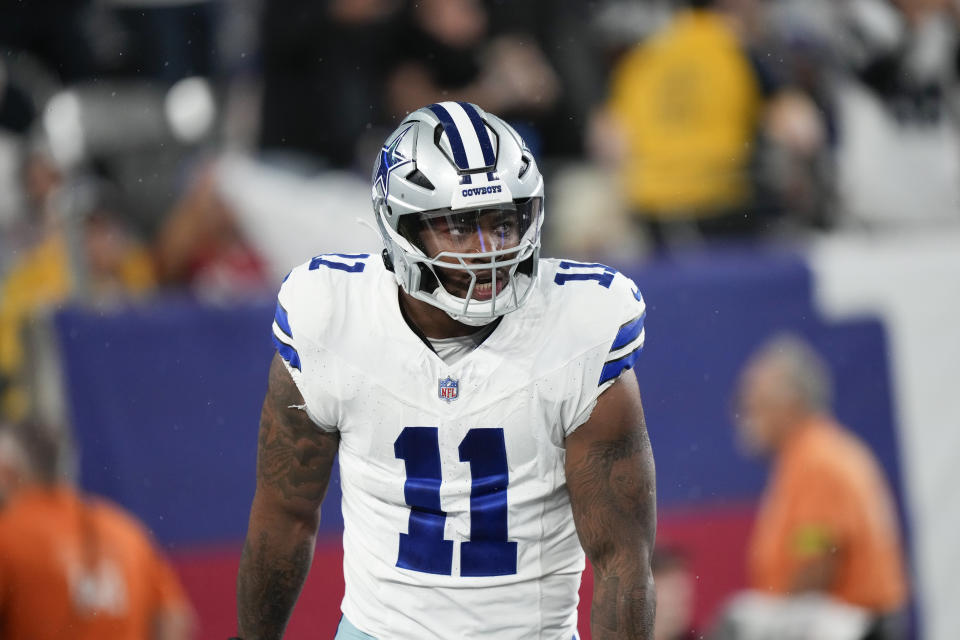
left=334, top=615, right=580, bottom=640
left=335, top=616, right=377, bottom=640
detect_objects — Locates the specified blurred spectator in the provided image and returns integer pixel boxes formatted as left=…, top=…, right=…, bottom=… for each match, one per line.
left=593, top=0, right=825, bottom=249
left=833, top=0, right=960, bottom=228
left=484, top=0, right=602, bottom=157
left=542, top=163, right=645, bottom=262
left=0, top=62, right=38, bottom=137
left=652, top=546, right=699, bottom=640
left=0, top=1, right=97, bottom=84
left=0, top=44, right=71, bottom=238
left=587, top=0, right=675, bottom=62
left=104, top=0, right=218, bottom=83
left=0, top=418, right=193, bottom=639
left=385, top=0, right=559, bottom=142
left=751, top=0, right=841, bottom=229
left=211, top=152, right=381, bottom=283
left=732, top=335, right=908, bottom=639
left=0, top=148, right=61, bottom=266
left=258, top=0, right=403, bottom=170
left=154, top=162, right=270, bottom=301
left=0, top=169, right=155, bottom=421
left=593, top=0, right=764, bottom=246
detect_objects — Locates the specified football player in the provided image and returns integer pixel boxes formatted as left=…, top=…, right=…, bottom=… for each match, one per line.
left=236, top=102, right=656, bottom=639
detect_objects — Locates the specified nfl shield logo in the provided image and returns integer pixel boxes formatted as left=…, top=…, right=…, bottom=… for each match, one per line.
left=438, top=376, right=459, bottom=402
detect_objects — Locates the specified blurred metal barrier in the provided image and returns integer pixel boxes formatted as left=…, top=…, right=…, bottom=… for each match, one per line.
left=41, top=77, right=218, bottom=258
left=710, top=592, right=872, bottom=640
left=43, top=78, right=216, bottom=165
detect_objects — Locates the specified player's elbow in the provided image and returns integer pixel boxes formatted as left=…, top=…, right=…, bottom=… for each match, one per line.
left=585, top=535, right=654, bottom=580
left=250, top=487, right=323, bottom=535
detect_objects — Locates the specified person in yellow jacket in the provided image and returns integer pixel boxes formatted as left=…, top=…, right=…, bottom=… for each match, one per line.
left=596, top=0, right=823, bottom=249
left=0, top=195, right=155, bottom=421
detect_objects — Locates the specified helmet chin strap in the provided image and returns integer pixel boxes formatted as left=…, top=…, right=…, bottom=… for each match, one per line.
left=443, top=311, right=497, bottom=328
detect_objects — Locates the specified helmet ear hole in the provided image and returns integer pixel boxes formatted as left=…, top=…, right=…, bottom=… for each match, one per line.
left=381, top=249, right=395, bottom=272
left=405, top=168, right=435, bottom=191
left=518, top=156, right=531, bottom=180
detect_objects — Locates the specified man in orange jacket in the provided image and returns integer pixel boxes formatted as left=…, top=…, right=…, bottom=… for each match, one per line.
left=0, top=419, right=194, bottom=639
left=734, top=335, right=908, bottom=639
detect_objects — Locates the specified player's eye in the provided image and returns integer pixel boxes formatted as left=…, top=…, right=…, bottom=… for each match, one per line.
left=447, top=214, right=473, bottom=236
left=484, top=214, right=516, bottom=237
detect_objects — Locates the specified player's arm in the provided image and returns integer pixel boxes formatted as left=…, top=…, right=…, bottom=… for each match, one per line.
left=236, top=354, right=340, bottom=640
left=565, top=370, right=656, bottom=640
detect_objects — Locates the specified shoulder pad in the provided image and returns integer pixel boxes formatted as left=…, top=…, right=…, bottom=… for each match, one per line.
left=541, top=259, right=646, bottom=386
left=272, top=253, right=375, bottom=371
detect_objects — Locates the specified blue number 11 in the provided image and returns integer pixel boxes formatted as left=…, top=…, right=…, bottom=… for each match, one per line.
left=394, top=427, right=517, bottom=577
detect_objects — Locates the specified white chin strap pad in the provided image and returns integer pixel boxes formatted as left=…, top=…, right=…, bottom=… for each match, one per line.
left=431, top=281, right=518, bottom=327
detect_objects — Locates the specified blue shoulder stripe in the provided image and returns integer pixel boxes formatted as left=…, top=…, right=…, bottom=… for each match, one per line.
left=558, top=260, right=616, bottom=271
left=610, top=312, right=645, bottom=352
left=598, top=344, right=643, bottom=386
left=274, top=301, right=293, bottom=340
left=308, top=254, right=369, bottom=273
left=427, top=103, right=470, bottom=170
left=272, top=334, right=302, bottom=371
left=458, top=102, right=496, bottom=168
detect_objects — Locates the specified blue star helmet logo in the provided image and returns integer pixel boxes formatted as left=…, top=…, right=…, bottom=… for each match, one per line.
left=374, top=124, right=414, bottom=199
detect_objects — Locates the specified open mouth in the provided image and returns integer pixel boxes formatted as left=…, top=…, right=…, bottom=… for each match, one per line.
left=471, top=278, right=506, bottom=301
left=438, top=268, right=510, bottom=301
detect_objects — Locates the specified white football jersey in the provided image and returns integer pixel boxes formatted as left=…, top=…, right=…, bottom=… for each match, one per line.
left=271, top=254, right=646, bottom=640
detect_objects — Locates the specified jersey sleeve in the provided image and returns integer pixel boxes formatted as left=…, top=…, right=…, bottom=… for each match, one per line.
left=565, top=270, right=647, bottom=435
left=271, top=262, right=340, bottom=432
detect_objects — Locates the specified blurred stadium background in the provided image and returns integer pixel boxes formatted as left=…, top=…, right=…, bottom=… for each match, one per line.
left=1, top=0, right=958, bottom=638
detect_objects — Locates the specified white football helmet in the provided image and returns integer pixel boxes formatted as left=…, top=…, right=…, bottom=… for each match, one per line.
left=371, top=102, right=544, bottom=326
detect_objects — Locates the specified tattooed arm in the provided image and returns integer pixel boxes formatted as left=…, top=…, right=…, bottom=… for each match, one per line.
left=565, top=370, right=657, bottom=640
left=236, top=354, right=340, bottom=640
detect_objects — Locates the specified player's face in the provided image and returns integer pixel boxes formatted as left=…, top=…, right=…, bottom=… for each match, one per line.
left=416, top=206, right=524, bottom=301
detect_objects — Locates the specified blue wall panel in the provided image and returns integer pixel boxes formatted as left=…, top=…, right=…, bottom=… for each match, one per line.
left=54, top=249, right=903, bottom=549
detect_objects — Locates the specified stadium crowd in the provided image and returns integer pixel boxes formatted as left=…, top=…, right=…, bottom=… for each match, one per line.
left=0, top=0, right=951, bottom=638
left=0, top=0, right=954, bottom=414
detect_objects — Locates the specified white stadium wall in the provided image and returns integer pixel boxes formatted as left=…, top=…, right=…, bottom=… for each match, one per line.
left=812, top=229, right=960, bottom=640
